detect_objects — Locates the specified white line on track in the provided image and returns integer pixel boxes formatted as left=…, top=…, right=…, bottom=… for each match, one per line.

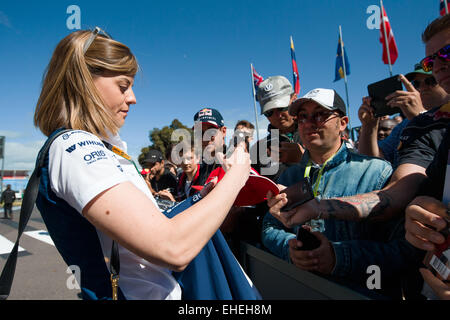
left=0, top=234, right=25, bottom=255
left=24, top=230, right=55, bottom=246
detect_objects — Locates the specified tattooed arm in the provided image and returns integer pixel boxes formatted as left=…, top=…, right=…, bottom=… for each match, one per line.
left=268, top=163, right=427, bottom=228
left=320, top=190, right=394, bottom=221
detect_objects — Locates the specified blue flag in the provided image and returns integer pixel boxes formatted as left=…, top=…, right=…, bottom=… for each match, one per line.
left=334, top=34, right=350, bottom=82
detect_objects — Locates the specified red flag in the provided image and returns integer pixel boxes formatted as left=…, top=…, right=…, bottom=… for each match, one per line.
left=440, top=0, right=449, bottom=16
left=290, top=36, right=300, bottom=95
left=379, top=4, right=398, bottom=65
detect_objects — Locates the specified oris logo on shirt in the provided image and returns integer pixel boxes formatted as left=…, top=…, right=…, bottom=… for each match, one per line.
left=83, top=150, right=107, bottom=164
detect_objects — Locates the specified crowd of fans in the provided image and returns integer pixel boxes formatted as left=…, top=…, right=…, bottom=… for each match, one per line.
left=139, top=15, right=450, bottom=300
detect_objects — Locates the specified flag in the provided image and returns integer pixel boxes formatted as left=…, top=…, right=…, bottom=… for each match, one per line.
left=290, top=36, right=300, bottom=95
left=252, top=65, right=264, bottom=89
left=379, top=3, right=399, bottom=65
left=334, top=33, right=350, bottom=82
left=440, top=0, right=449, bottom=16
left=251, top=65, right=264, bottom=98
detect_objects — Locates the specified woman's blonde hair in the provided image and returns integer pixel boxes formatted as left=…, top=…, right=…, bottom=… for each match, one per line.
left=34, top=29, right=138, bottom=137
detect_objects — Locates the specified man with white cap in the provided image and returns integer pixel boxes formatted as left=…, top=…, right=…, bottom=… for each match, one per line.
left=263, top=88, right=422, bottom=298
left=252, top=76, right=304, bottom=182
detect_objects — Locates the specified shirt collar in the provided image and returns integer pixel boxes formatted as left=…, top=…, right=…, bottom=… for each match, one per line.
left=103, top=130, right=127, bottom=152
left=300, top=141, right=348, bottom=170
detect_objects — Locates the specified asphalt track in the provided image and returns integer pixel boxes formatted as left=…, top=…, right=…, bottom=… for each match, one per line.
left=0, top=207, right=81, bottom=300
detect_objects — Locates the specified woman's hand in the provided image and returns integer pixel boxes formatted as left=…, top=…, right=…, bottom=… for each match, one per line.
left=216, top=143, right=251, bottom=188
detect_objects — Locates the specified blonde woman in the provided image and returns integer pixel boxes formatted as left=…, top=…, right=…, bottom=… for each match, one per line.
left=33, top=28, right=251, bottom=300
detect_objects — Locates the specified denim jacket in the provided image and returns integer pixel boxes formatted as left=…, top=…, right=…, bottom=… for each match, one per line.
left=261, top=142, right=422, bottom=289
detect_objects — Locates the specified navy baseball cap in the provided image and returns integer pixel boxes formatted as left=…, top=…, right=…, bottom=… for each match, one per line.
left=143, top=149, right=163, bottom=164
left=193, top=108, right=225, bottom=128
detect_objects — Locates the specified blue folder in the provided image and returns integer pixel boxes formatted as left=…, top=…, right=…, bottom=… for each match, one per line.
left=163, top=195, right=261, bottom=300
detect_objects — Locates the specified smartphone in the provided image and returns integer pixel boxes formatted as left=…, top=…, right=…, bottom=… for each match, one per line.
left=367, top=75, right=403, bottom=117
left=296, top=227, right=321, bottom=251
left=233, top=130, right=250, bottom=152
left=280, top=177, right=314, bottom=211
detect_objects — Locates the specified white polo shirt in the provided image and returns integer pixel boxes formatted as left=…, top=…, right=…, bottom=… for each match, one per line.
left=48, top=130, right=182, bottom=300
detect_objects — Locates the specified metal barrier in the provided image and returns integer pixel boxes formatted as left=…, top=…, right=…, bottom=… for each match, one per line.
left=239, top=241, right=373, bottom=300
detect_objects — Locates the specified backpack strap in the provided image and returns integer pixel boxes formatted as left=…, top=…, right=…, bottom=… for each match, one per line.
left=1, top=129, right=122, bottom=300
left=0, top=129, right=73, bottom=300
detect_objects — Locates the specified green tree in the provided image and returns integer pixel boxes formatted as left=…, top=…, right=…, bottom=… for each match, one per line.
left=138, top=119, right=192, bottom=167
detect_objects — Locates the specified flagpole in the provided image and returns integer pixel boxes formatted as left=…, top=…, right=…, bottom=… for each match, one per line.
left=339, top=25, right=351, bottom=131
left=380, top=0, right=393, bottom=76
left=250, top=63, right=260, bottom=143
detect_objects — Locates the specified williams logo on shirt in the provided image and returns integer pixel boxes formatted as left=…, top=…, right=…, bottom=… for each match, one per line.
left=65, top=140, right=104, bottom=154
left=66, top=145, right=76, bottom=153
left=77, top=140, right=105, bottom=148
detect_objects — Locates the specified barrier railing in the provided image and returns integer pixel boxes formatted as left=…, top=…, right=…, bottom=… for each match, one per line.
left=238, top=241, right=374, bottom=300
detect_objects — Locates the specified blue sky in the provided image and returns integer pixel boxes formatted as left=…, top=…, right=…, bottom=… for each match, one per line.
left=0, top=0, right=441, bottom=170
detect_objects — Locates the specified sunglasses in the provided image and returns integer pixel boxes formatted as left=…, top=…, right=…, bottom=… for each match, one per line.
left=420, top=44, right=450, bottom=72
left=411, top=77, right=437, bottom=89
left=264, top=107, right=289, bottom=117
left=83, top=26, right=112, bottom=54
left=297, top=110, right=340, bottom=125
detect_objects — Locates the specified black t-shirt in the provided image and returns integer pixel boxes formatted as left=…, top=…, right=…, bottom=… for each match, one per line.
left=151, top=168, right=178, bottom=193
left=420, top=123, right=450, bottom=201
left=398, top=106, right=450, bottom=169
left=1, top=189, right=15, bottom=204
left=197, top=163, right=221, bottom=186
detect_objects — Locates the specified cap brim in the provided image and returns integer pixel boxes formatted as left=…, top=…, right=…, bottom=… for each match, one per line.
left=143, top=157, right=161, bottom=164
left=405, top=70, right=432, bottom=81
left=289, top=98, right=334, bottom=116
left=261, top=95, right=291, bottom=114
left=193, top=121, right=220, bottom=129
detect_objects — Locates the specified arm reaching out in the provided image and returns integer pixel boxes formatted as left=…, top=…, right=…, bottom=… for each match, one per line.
left=267, top=163, right=427, bottom=228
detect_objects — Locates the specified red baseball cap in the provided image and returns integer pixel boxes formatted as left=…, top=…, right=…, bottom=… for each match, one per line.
left=192, top=168, right=279, bottom=206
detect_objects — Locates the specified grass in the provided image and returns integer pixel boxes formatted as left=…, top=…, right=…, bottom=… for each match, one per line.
left=0, top=200, right=22, bottom=208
